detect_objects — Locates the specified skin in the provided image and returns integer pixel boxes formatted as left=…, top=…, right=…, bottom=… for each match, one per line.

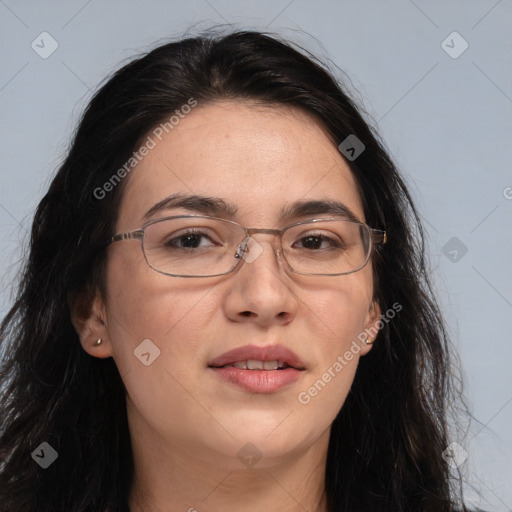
left=72, top=100, right=381, bottom=512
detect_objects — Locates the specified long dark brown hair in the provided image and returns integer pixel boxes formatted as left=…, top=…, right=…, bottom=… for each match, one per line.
left=0, top=29, right=470, bottom=511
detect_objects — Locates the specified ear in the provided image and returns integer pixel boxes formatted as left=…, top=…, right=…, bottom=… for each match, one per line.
left=68, top=285, right=113, bottom=359
left=359, top=300, right=381, bottom=356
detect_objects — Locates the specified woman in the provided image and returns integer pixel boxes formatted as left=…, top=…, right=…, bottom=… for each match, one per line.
left=0, top=29, right=470, bottom=511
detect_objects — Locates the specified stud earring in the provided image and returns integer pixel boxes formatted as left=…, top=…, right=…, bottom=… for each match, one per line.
left=94, top=338, right=103, bottom=346
left=364, top=337, right=374, bottom=345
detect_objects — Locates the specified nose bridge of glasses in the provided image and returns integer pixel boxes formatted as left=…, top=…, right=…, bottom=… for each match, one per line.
left=246, top=227, right=282, bottom=236
left=246, top=227, right=284, bottom=248
left=236, top=227, right=284, bottom=261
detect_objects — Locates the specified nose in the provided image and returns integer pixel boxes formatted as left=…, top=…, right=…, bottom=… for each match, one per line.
left=223, top=236, right=299, bottom=326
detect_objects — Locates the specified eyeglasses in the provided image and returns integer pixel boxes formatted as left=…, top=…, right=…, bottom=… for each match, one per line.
left=107, top=215, right=387, bottom=278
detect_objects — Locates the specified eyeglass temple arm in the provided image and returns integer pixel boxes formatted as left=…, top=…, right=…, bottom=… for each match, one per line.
left=370, top=229, right=387, bottom=245
left=108, top=230, right=144, bottom=245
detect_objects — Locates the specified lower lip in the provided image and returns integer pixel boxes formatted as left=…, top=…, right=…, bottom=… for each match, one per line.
left=209, top=367, right=303, bottom=393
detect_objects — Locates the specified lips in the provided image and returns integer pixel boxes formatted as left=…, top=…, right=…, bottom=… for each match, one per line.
left=208, top=344, right=306, bottom=371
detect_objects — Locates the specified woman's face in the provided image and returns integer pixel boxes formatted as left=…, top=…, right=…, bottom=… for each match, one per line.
left=80, top=100, right=380, bottom=469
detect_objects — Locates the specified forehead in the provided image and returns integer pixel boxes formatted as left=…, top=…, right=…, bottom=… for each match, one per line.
left=118, top=101, right=364, bottom=229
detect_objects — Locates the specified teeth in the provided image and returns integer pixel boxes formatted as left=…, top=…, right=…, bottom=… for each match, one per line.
left=221, top=360, right=283, bottom=370
left=247, top=360, right=264, bottom=370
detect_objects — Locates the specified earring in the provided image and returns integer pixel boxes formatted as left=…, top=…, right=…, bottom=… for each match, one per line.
left=364, top=337, right=374, bottom=345
left=94, top=338, right=103, bottom=346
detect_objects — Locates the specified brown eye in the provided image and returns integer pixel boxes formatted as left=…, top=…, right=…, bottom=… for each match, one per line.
left=163, top=229, right=220, bottom=250
left=292, top=233, right=343, bottom=251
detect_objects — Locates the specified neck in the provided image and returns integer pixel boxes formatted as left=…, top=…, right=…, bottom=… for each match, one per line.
left=127, top=416, right=330, bottom=512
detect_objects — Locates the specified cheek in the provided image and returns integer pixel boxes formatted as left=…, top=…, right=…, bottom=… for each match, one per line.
left=295, top=273, right=373, bottom=413
left=304, top=269, right=374, bottom=348
left=102, top=250, right=217, bottom=375
left=102, top=253, right=222, bottom=440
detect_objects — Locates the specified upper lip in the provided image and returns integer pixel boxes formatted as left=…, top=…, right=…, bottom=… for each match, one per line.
left=208, top=344, right=306, bottom=370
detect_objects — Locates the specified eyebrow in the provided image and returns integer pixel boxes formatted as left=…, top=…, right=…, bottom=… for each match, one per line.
left=142, top=193, right=361, bottom=224
left=143, top=194, right=237, bottom=221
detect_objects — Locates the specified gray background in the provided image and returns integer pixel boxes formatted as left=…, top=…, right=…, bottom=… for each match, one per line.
left=1, top=1, right=511, bottom=509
